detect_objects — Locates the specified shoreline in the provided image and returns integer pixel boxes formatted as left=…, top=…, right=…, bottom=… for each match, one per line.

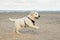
left=0, top=12, right=60, bottom=40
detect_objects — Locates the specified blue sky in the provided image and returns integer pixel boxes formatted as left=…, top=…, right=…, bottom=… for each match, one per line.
left=0, top=0, right=60, bottom=11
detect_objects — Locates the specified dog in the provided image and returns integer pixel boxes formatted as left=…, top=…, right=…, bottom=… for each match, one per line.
left=9, top=12, right=40, bottom=34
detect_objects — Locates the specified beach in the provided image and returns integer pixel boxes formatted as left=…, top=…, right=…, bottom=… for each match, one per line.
left=0, top=12, right=60, bottom=40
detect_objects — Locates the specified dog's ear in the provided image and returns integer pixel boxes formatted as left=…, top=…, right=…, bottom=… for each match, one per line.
left=29, top=11, right=34, bottom=16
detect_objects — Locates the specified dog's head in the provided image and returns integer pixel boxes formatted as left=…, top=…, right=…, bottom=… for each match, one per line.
left=28, top=12, right=40, bottom=20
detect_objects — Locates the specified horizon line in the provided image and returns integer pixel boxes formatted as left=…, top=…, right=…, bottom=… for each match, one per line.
left=0, top=10, right=60, bottom=12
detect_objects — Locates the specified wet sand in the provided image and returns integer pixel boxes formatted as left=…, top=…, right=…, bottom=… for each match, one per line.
left=0, top=12, right=60, bottom=40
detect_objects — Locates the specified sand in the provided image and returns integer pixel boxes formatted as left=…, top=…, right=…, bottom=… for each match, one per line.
left=0, top=12, right=60, bottom=40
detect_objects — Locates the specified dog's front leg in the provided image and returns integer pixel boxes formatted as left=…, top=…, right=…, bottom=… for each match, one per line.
left=32, top=26, right=40, bottom=30
left=26, top=21, right=40, bottom=30
left=33, top=26, right=40, bottom=29
left=29, top=25, right=40, bottom=30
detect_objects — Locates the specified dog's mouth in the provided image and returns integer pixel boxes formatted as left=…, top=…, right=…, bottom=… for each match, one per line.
left=35, top=17, right=39, bottom=19
left=35, top=15, right=40, bottom=19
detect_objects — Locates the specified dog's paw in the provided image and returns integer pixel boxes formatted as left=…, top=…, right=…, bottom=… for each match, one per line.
left=36, top=27, right=40, bottom=30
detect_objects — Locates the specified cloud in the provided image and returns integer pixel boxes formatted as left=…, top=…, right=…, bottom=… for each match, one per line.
left=0, top=0, right=60, bottom=11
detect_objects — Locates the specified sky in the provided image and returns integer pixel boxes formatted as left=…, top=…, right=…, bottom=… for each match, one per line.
left=0, top=0, right=60, bottom=11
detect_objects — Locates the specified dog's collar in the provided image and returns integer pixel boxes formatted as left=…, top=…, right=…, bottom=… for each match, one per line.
left=28, top=17, right=35, bottom=25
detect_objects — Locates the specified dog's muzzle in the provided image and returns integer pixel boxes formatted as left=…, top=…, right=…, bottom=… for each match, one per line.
left=35, top=15, right=40, bottom=19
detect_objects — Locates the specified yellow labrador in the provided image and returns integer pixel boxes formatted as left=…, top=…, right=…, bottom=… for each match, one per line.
left=9, top=12, right=40, bottom=34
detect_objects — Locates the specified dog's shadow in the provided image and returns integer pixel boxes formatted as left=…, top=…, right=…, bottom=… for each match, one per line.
left=19, top=28, right=40, bottom=35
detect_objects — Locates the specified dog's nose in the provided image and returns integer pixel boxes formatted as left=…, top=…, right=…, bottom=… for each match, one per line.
left=38, top=15, right=40, bottom=17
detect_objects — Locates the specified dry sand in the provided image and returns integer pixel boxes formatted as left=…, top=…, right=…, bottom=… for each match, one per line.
left=0, top=12, right=60, bottom=40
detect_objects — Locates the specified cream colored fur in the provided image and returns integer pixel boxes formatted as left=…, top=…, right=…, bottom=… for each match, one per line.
left=9, top=12, right=40, bottom=34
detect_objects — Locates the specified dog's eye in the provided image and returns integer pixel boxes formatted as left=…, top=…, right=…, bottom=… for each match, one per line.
left=35, top=14, right=37, bottom=15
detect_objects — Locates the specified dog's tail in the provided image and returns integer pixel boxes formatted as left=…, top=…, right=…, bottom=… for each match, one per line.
left=9, top=18, right=16, bottom=21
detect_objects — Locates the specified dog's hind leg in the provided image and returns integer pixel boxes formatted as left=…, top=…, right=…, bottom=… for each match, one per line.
left=15, top=24, right=22, bottom=34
